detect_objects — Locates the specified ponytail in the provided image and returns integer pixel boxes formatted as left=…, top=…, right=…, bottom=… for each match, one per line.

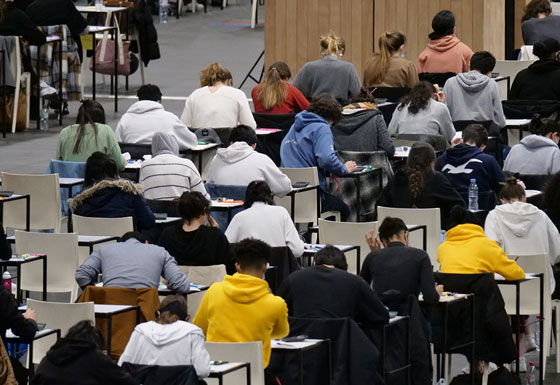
left=320, top=31, right=346, bottom=57
left=367, top=31, right=406, bottom=85
left=255, top=62, right=291, bottom=111
left=499, top=177, right=526, bottom=202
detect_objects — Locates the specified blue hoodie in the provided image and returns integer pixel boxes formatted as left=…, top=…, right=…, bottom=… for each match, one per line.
left=280, top=111, right=348, bottom=191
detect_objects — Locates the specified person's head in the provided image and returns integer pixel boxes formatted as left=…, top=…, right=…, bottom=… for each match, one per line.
left=398, top=81, right=435, bottom=114
left=234, top=238, right=271, bottom=277
left=255, top=62, right=292, bottom=111
left=151, top=132, right=180, bottom=157
left=447, top=205, right=482, bottom=229
left=229, top=125, right=258, bottom=148
left=244, top=180, right=274, bottom=209
left=350, top=87, right=377, bottom=104
left=469, top=51, right=496, bottom=76
left=118, top=231, right=147, bottom=243
left=499, top=177, right=526, bottom=204
left=462, top=124, right=488, bottom=149
left=407, top=142, right=436, bottom=206
left=64, top=320, right=104, bottom=350
left=522, top=0, right=552, bottom=22
left=74, top=100, right=106, bottom=154
left=378, top=217, right=409, bottom=246
left=430, top=10, right=456, bottom=40
left=84, top=152, right=118, bottom=188
left=313, top=245, right=348, bottom=271
left=320, top=31, right=346, bottom=57
left=543, top=171, right=560, bottom=219
left=136, top=84, right=162, bottom=102
left=308, top=93, right=342, bottom=126
left=529, top=114, right=560, bottom=143
left=199, top=62, right=233, bottom=87
left=155, top=295, right=189, bottom=324
left=533, top=38, right=560, bottom=61
left=368, top=31, right=407, bottom=84
left=177, top=191, right=210, bottom=224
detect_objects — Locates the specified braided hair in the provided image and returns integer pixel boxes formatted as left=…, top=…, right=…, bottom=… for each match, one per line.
left=407, top=142, right=436, bottom=207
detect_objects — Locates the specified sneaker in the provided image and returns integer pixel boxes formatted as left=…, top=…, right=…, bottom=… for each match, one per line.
left=511, top=356, right=527, bottom=372
left=525, top=335, right=538, bottom=353
left=39, top=81, right=57, bottom=97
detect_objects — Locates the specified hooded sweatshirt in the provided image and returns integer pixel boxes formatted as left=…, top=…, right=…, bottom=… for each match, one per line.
left=118, top=320, right=211, bottom=378
left=438, top=223, right=525, bottom=281
left=207, top=141, right=292, bottom=197
left=510, top=59, right=560, bottom=101
left=140, top=132, right=209, bottom=201
left=443, top=71, right=506, bottom=128
left=280, top=111, right=348, bottom=191
left=193, top=273, right=289, bottom=367
left=417, top=35, right=473, bottom=75
left=503, top=134, right=560, bottom=175
left=115, top=100, right=197, bottom=150
left=485, top=201, right=560, bottom=291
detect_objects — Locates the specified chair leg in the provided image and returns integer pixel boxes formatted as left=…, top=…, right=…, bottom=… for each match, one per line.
left=23, top=73, right=31, bottom=129
left=481, top=362, right=490, bottom=385
left=12, top=77, right=21, bottom=134
left=555, top=305, right=560, bottom=373
left=251, top=0, right=258, bottom=29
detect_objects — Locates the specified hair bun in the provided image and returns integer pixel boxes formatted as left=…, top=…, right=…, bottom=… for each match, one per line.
left=505, top=177, right=517, bottom=185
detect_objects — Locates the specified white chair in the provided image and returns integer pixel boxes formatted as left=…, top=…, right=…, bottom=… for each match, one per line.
left=553, top=299, right=560, bottom=373
left=494, top=60, right=534, bottom=84
left=377, top=206, right=441, bottom=269
left=318, top=219, right=376, bottom=275
left=15, top=231, right=80, bottom=301
left=72, top=214, right=134, bottom=237
left=1, top=172, right=61, bottom=233
left=25, top=299, right=95, bottom=365
left=251, top=0, right=259, bottom=29
left=205, top=341, right=264, bottom=385
left=177, top=265, right=226, bottom=318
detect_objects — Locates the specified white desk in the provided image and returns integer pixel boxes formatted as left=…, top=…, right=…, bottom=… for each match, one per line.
left=208, top=362, right=251, bottom=385
left=94, top=304, right=140, bottom=357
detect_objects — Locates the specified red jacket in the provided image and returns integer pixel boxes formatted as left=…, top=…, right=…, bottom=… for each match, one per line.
left=252, top=83, right=310, bottom=114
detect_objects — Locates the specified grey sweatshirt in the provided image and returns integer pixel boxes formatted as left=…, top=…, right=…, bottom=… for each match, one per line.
left=522, top=15, right=560, bottom=45
left=504, top=134, right=560, bottom=175
left=443, top=71, right=506, bottom=128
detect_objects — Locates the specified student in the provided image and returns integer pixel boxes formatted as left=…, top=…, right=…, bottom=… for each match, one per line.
left=139, top=132, right=209, bottom=201
left=118, top=295, right=211, bottom=379
left=193, top=239, right=289, bottom=370
left=57, top=100, right=125, bottom=170
left=23, top=0, right=88, bottom=42
left=503, top=115, right=560, bottom=176
left=521, top=0, right=560, bottom=45
left=0, top=0, right=45, bottom=45
left=158, top=191, right=236, bottom=274
left=388, top=81, right=456, bottom=142
left=180, top=63, right=257, bottom=130
left=443, top=51, right=506, bottom=129
left=116, top=84, right=197, bottom=150
left=280, top=94, right=358, bottom=221
left=251, top=62, right=310, bottom=114
left=543, top=171, right=560, bottom=230
left=363, top=31, right=418, bottom=88
left=206, top=125, right=292, bottom=197
left=417, top=10, right=473, bottom=75
left=0, top=225, right=11, bottom=261
left=225, top=181, right=304, bottom=257
left=292, top=31, right=361, bottom=105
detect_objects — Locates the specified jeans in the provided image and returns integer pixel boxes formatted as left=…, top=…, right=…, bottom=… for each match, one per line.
left=321, top=191, right=350, bottom=222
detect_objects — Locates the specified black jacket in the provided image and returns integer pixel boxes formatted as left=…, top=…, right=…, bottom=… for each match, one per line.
left=0, top=225, right=11, bottom=261
left=510, top=59, right=560, bottom=101
left=23, top=0, right=87, bottom=37
left=133, top=0, right=160, bottom=66
left=0, top=286, right=37, bottom=344
left=120, top=362, right=198, bottom=385
left=0, top=5, right=46, bottom=46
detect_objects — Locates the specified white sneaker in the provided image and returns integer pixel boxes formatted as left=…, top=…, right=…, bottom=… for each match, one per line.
left=525, top=335, right=538, bottom=353
left=39, top=81, right=57, bottom=97
left=511, top=356, right=527, bottom=373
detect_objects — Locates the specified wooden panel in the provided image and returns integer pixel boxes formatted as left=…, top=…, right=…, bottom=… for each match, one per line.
left=329, top=0, right=341, bottom=35
left=351, top=0, right=363, bottom=75
left=406, top=0, right=418, bottom=62
left=417, top=0, right=431, bottom=60
left=362, top=0, right=374, bottom=81
left=286, top=0, right=297, bottom=72
left=296, top=0, right=308, bottom=70
left=461, top=0, right=473, bottom=49
left=264, top=0, right=276, bottom=69
left=275, top=0, right=286, bottom=62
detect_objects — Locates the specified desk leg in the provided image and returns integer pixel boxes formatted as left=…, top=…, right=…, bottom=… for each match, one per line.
left=92, top=34, right=96, bottom=100
left=218, top=375, right=223, bottom=385
left=107, top=315, right=112, bottom=357
left=246, top=362, right=251, bottom=385
left=227, top=209, right=232, bottom=224
left=114, top=29, right=118, bottom=113
left=355, top=178, right=361, bottom=222
left=29, top=340, right=34, bottom=376
left=136, top=306, right=141, bottom=324
left=356, top=248, right=361, bottom=275
left=198, top=153, right=203, bottom=174
left=58, top=39, right=62, bottom=126
left=539, top=275, right=544, bottom=385
left=515, top=282, right=520, bottom=378
left=407, top=317, right=412, bottom=385
left=36, top=47, right=40, bottom=130
left=16, top=263, right=22, bottom=305
left=290, top=194, right=296, bottom=222
left=422, top=226, right=427, bottom=252
left=442, top=304, right=448, bottom=381
left=42, top=255, right=47, bottom=301
left=327, top=339, right=332, bottom=385
left=471, top=296, right=475, bottom=385
left=68, top=185, right=74, bottom=233
left=25, top=195, right=30, bottom=231
left=298, top=349, right=304, bottom=385
left=382, top=325, right=387, bottom=384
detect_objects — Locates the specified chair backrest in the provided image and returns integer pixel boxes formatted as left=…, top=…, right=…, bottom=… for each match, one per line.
left=452, top=120, right=492, bottom=132
left=318, top=219, right=376, bottom=274
left=1, top=172, right=61, bottom=232
left=394, top=134, right=448, bottom=153
left=418, top=72, right=456, bottom=87
left=502, top=99, right=560, bottom=119
left=253, top=112, right=296, bottom=130
left=518, top=46, right=538, bottom=61
left=205, top=341, right=264, bottom=385
left=118, top=142, right=152, bottom=160
left=15, top=231, right=79, bottom=300
left=178, top=265, right=226, bottom=318
left=494, top=60, right=534, bottom=84
left=369, top=86, right=410, bottom=103
left=72, top=214, right=134, bottom=237
left=276, top=167, right=320, bottom=225
left=377, top=206, right=441, bottom=268
left=503, top=172, right=550, bottom=191
left=44, top=160, right=86, bottom=216
left=26, top=299, right=95, bottom=364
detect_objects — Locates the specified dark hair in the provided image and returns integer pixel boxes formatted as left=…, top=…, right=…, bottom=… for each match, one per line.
left=543, top=171, right=560, bottom=221
left=73, top=100, right=105, bottom=154
left=470, top=51, right=496, bottom=74
left=499, top=177, right=525, bottom=201
left=533, top=38, right=560, bottom=60
left=84, top=152, right=118, bottom=188
left=378, top=217, right=408, bottom=243
left=529, top=114, right=560, bottom=136
left=398, top=81, right=434, bottom=115
left=308, top=94, right=342, bottom=125
left=407, top=142, right=436, bottom=207
left=522, top=0, right=552, bottom=22
left=462, top=124, right=488, bottom=147
left=137, top=84, right=162, bottom=102
left=429, top=10, right=455, bottom=40
left=448, top=205, right=482, bottom=229
left=178, top=191, right=210, bottom=223
left=350, top=87, right=377, bottom=104
left=118, top=231, right=147, bottom=243
left=244, top=180, right=274, bottom=209
left=64, top=320, right=105, bottom=350
left=229, top=125, right=258, bottom=146
left=156, top=295, right=188, bottom=324
left=234, top=238, right=270, bottom=271
left=314, top=245, right=348, bottom=271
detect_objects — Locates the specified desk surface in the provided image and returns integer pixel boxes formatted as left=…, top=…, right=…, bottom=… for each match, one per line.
left=59, top=177, right=84, bottom=186
left=191, top=143, right=220, bottom=151
left=155, top=216, right=182, bottom=224
left=256, top=128, right=282, bottom=135
left=6, top=328, right=57, bottom=340
left=1, top=255, right=44, bottom=264
left=76, top=5, right=128, bottom=12
left=303, top=243, right=356, bottom=253
left=211, top=200, right=244, bottom=208
left=505, top=119, right=531, bottom=126
left=0, top=193, right=28, bottom=202
left=271, top=338, right=323, bottom=350
left=209, top=362, right=249, bottom=374
left=525, top=189, right=541, bottom=199
left=94, top=304, right=137, bottom=314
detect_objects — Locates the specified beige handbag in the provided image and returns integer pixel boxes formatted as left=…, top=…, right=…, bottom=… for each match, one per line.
left=0, top=338, right=16, bottom=385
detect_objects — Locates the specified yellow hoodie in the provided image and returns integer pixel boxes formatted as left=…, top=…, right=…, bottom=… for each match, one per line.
left=193, top=273, right=289, bottom=367
left=438, top=223, right=525, bottom=281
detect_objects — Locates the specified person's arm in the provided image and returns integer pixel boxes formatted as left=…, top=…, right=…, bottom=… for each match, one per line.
left=356, top=279, right=390, bottom=326
left=283, top=212, right=304, bottom=257
left=546, top=216, right=560, bottom=265
left=418, top=253, right=439, bottom=306
left=290, top=85, right=310, bottom=112
left=262, top=157, right=292, bottom=197
left=374, top=114, right=395, bottom=156
left=491, top=243, right=525, bottom=281
left=0, top=225, right=12, bottom=261
left=551, top=150, right=560, bottom=175
left=75, top=249, right=102, bottom=288
left=180, top=99, right=192, bottom=127
left=104, top=127, right=126, bottom=171
left=276, top=278, right=292, bottom=315
left=192, top=290, right=210, bottom=335
left=118, top=329, right=140, bottom=366
left=237, top=92, right=257, bottom=129
left=438, top=104, right=456, bottom=142
left=133, top=195, right=156, bottom=230
left=314, top=129, right=348, bottom=177
left=190, top=332, right=211, bottom=379
left=172, top=115, right=197, bottom=150
left=509, top=71, right=525, bottom=100
left=271, top=300, right=290, bottom=339
left=189, top=168, right=210, bottom=201
left=0, top=287, right=37, bottom=342
left=406, top=62, right=419, bottom=88
left=13, top=9, right=46, bottom=46
left=347, top=65, right=361, bottom=101
left=162, top=251, right=191, bottom=294
left=359, top=254, right=373, bottom=285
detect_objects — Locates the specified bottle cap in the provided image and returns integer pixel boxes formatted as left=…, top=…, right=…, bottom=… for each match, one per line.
left=536, top=315, right=541, bottom=319
left=470, top=178, right=476, bottom=183
left=529, top=362, right=535, bottom=366
left=2, top=271, right=10, bottom=279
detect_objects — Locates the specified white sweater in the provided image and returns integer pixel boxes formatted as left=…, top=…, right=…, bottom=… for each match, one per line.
left=118, top=320, right=211, bottom=378
left=207, top=142, right=292, bottom=197
left=115, top=101, right=197, bottom=150
left=180, top=86, right=257, bottom=129
left=225, top=202, right=304, bottom=257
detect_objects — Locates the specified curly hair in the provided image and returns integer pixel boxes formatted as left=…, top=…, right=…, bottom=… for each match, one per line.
left=407, top=142, right=436, bottom=206
left=398, top=81, right=434, bottom=115
left=308, top=93, right=342, bottom=125
left=522, top=0, right=552, bottom=22
left=199, top=62, right=232, bottom=87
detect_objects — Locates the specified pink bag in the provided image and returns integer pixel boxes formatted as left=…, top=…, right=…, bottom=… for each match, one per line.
left=89, top=39, right=131, bottom=76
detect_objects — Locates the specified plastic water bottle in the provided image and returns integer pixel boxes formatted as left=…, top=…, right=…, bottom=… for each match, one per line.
left=159, top=0, right=169, bottom=23
left=526, top=362, right=536, bottom=385
left=95, top=0, right=103, bottom=11
left=534, top=315, right=541, bottom=352
left=40, top=101, right=49, bottom=131
left=468, top=178, right=479, bottom=211
left=2, top=271, right=11, bottom=292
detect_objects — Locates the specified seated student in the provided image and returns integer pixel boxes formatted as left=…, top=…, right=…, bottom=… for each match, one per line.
left=75, top=231, right=191, bottom=293
left=503, top=115, right=560, bottom=176
left=193, top=239, right=289, bottom=372
left=361, top=217, right=442, bottom=310
left=280, top=94, right=358, bottom=221
left=30, top=321, right=137, bottom=385
left=543, top=171, right=560, bottom=230
left=417, top=10, right=473, bottom=75
left=363, top=31, right=419, bottom=88
left=443, top=51, right=506, bottom=130
left=180, top=63, right=257, bottom=130
left=521, top=0, right=560, bottom=45
left=435, top=124, right=505, bottom=204
left=22, top=0, right=88, bottom=41
left=118, top=295, right=211, bottom=379
left=0, top=225, right=11, bottom=260
left=251, top=62, right=310, bottom=114
left=139, top=132, right=209, bottom=201
left=225, top=181, right=304, bottom=258
left=206, top=125, right=292, bottom=197
left=57, top=100, right=125, bottom=170
left=158, top=191, right=235, bottom=274
left=388, top=81, right=456, bottom=142
left=377, top=142, right=465, bottom=230
left=69, top=152, right=156, bottom=230
left=332, top=87, right=395, bottom=156
left=0, top=0, right=45, bottom=45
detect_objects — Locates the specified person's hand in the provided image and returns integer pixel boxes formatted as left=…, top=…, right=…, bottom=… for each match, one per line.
left=365, top=229, right=382, bottom=251
left=345, top=161, right=358, bottom=173
left=434, top=90, right=446, bottom=103
left=436, top=285, right=444, bottom=296
left=207, top=215, right=219, bottom=228
left=24, top=308, right=37, bottom=322
left=516, top=179, right=526, bottom=190
left=451, top=137, right=463, bottom=147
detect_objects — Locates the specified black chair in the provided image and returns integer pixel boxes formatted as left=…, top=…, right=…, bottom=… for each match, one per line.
left=252, top=113, right=294, bottom=166
left=369, top=87, right=410, bottom=103
left=418, top=72, right=457, bottom=87
left=119, top=142, right=152, bottom=160
left=503, top=172, right=550, bottom=191
left=394, top=133, right=449, bottom=153
left=121, top=362, right=199, bottom=385
left=253, top=112, right=296, bottom=130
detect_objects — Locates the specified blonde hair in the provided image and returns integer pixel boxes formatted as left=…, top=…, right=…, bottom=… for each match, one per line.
left=199, top=62, right=233, bottom=87
left=368, top=31, right=406, bottom=84
left=255, top=62, right=291, bottom=111
left=320, top=31, right=345, bottom=57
